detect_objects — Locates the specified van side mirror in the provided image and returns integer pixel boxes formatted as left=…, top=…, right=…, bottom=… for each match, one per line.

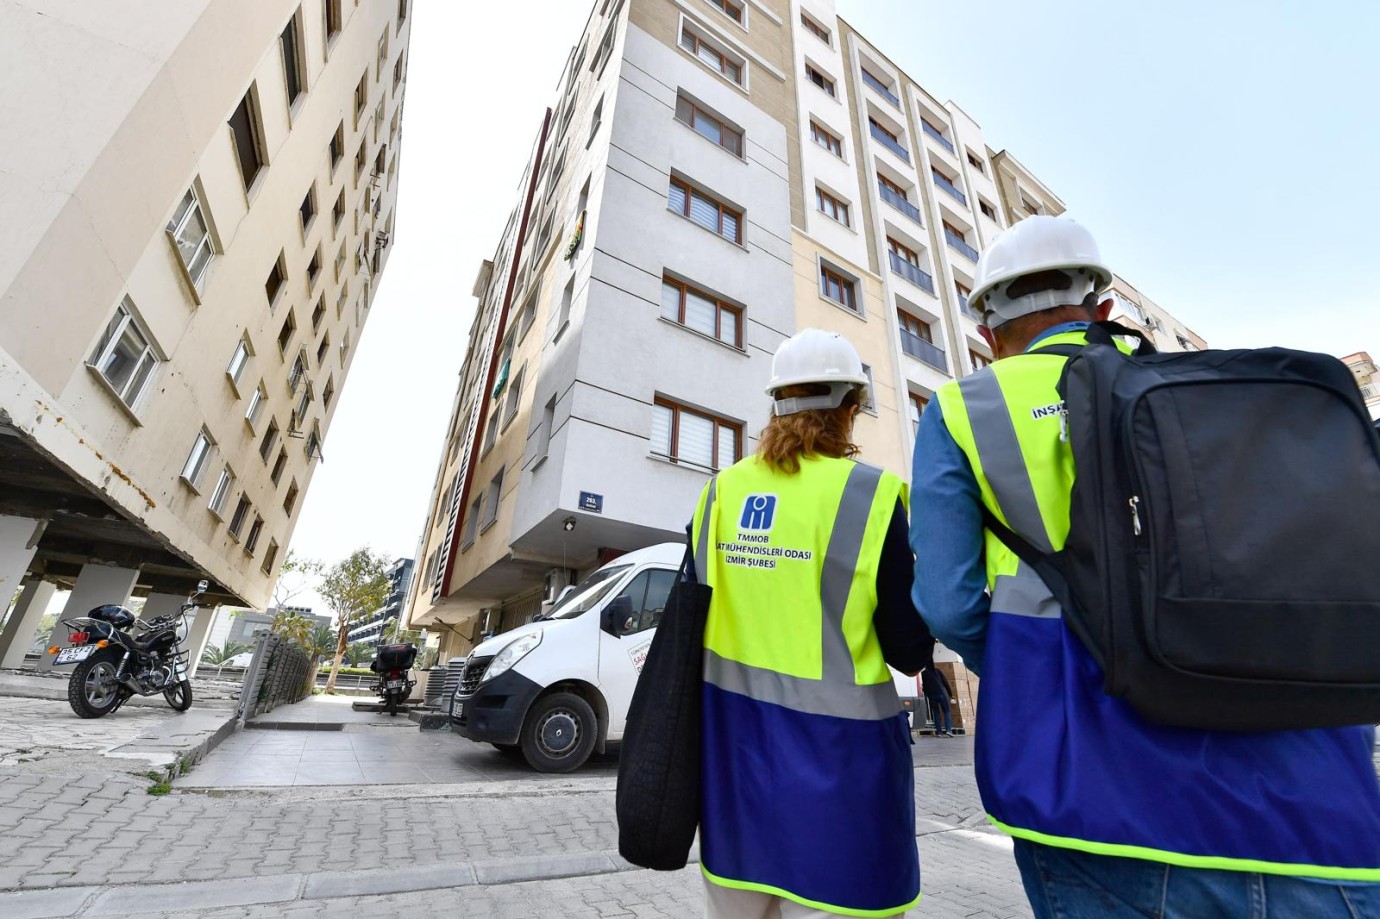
left=603, top=595, right=633, bottom=635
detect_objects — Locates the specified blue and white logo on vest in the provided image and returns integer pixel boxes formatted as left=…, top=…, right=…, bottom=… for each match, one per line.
left=739, top=495, right=777, bottom=532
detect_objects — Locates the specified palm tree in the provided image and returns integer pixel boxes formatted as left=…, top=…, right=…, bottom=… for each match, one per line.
left=306, top=625, right=336, bottom=665
left=201, top=640, right=252, bottom=677
left=344, top=642, right=373, bottom=667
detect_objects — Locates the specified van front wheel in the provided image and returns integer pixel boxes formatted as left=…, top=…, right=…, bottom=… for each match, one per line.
left=520, top=692, right=597, bottom=773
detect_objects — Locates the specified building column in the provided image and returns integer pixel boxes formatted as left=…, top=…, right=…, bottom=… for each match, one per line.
left=0, top=515, right=42, bottom=605
left=138, top=592, right=184, bottom=622
left=182, top=605, right=221, bottom=679
left=0, top=579, right=57, bottom=669
left=37, top=564, right=139, bottom=672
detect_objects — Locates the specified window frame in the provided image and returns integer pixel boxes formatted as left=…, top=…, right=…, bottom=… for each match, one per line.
left=245, top=381, right=267, bottom=429
left=815, top=186, right=850, bottom=226
left=165, top=186, right=216, bottom=295
left=660, top=276, right=743, bottom=348
left=208, top=465, right=235, bottom=518
left=228, top=88, right=267, bottom=193
left=180, top=428, right=215, bottom=489
left=228, top=495, right=251, bottom=541
left=800, top=12, right=831, bottom=44
left=805, top=63, right=835, bottom=97
left=819, top=264, right=858, bottom=311
left=809, top=120, right=842, bottom=157
left=908, top=391, right=929, bottom=434
left=706, top=0, right=744, bottom=25
left=651, top=397, right=741, bottom=472
left=668, top=177, right=743, bottom=244
left=87, top=298, right=160, bottom=413
left=674, top=94, right=744, bottom=158
left=226, top=338, right=251, bottom=392
left=280, top=11, right=306, bottom=112
left=678, top=21, right=745, bottom=87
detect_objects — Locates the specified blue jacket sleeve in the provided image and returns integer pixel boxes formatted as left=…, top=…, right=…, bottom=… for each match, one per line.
left=908, top=400, right=991, bottom=675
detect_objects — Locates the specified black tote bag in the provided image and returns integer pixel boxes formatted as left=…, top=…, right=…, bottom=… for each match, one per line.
left=615, top=541, right=711, bottom=871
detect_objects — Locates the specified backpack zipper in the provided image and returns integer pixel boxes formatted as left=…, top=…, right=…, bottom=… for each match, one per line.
left=1128, top=496, right=1142, bottom=536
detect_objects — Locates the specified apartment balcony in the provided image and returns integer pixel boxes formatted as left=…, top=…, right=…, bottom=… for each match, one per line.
left=1361, top=383, right=1379, bottom=401
left=901, top=328, right=947, bottom=372
left=932, top=172, right=967, bottom=207
left=921, top=120, right=955, bottom=154
left=944, top=228, right=979, bottom=261
left=888, top=250, right=935, bottom=295
left=959, top=295, right=981, bottom=321
left=862, top=70, right=901, bottom=108
left=878, top=182, right=922, bottom=225
left=870, top=123, right=910, bottom=163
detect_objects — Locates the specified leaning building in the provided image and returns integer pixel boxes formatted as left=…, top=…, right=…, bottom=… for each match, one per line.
left=0, top=0, right=411, bottom=673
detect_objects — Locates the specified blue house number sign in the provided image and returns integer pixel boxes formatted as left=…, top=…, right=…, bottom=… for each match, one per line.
left=578, top=492, right=603, bottom=514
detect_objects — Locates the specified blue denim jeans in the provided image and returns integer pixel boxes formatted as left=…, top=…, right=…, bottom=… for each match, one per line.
left=926, top=694, right=952, bottom=733
left=1013, top=839, right=1380, bottom=918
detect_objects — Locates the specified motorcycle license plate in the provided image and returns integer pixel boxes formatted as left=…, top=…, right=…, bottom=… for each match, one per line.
left=454, top=702, right=463, bottom=718
left=386, top=681, right=402, bottom=689
left=54, top=646, right=97, bottom=665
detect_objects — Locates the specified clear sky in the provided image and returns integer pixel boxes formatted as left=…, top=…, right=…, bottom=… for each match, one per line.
left=283, top=0, right=1380, bottom=619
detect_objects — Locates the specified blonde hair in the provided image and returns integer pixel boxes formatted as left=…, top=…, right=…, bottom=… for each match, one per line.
left=756, top=385, right=861, bottom=475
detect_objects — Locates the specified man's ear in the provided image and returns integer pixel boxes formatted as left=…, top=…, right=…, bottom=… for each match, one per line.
left=978, top=324, right=996, bottom=350
left=1094, top=298, right=1114, bottom=322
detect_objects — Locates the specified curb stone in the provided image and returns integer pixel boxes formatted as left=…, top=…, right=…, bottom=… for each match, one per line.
left=0, top=848, right=699, bottom=917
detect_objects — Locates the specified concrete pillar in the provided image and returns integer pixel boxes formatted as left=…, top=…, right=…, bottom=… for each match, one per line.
left=138, top=592, right=184, bottom=622
left=0, top=580, right=57, bottom=668
left=0, top=515, right=42, bottom=605
left=38, top=564, right=139, bottom=672
left=183, top=605, right=220, bottom=679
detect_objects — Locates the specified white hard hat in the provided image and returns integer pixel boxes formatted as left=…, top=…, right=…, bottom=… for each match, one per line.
left=971, top=216, right=1112, bottom=328
left=766, top=328, right=869, bottom=416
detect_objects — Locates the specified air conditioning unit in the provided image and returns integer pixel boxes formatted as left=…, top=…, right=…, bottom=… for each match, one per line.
left=543, top=567, right=574, bottom=605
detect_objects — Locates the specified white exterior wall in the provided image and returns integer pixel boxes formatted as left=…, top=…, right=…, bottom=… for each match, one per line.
left=511, top=20, right=794, bottom=549
left=0, top=0, right=409, bottom=607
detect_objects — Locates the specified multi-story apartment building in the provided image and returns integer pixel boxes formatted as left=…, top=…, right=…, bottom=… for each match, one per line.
left=346, top=556, right=413, bottom=647
left=402, top=0, right=1204, bottom=668
left=1343, top=352, right=1380, bottom=420
left=0, top=0, right=410, bottom=674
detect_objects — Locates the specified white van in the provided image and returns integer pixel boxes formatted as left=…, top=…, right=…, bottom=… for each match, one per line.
left=449, top=542, right=683, bottom=773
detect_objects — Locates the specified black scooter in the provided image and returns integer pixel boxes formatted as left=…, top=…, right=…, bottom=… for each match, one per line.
left=49, top=580, right=207, bottom=719
left=369, top=643, right=417, bottom=715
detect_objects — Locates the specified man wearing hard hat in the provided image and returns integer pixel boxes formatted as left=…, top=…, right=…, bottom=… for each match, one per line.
left=909, top=216, right=1380, bottom=916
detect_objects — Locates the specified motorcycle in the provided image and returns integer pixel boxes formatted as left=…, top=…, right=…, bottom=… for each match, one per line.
left=48, top=579, right=207, bottom=719
left=369, top=643, right=417, bottom=715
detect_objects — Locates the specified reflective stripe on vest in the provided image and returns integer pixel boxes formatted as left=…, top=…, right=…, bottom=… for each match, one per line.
left=937, top=330, right=1380, bottom=880
left=692, top=456, right=902, bottom=721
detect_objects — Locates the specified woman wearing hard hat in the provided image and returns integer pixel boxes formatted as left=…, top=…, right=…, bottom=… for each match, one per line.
left=690, top=328, right=935, bottom=918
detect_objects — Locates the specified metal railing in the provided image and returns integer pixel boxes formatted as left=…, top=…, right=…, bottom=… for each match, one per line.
left=1360, top=383, right=1378, bottom=401
left=901, top=329, right=948, bottom=372
left=944, top=228, right=979, bottom=261
left=878, top=182, right=922, bottom=224
left=921, top=120, right=955, bottom=154
left=888, top=251, right=935, bottom=294
left=959, top=295, right=982, bottom=321
left=870, top=123, right=910, bottom=163
left=932, top=172, right=967, bottom=207
left=861, top=69, right=900, bottom=107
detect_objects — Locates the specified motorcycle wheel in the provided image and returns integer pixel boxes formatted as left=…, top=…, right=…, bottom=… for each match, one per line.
left=164, top=679, right=193, bottom=712
left=386, top=694, right=398, bottom=716
left=67, top=650, right=125, bottom=719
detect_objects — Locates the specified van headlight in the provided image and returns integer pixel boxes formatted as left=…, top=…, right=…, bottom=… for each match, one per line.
left=482, top=632, right=542, bottom=683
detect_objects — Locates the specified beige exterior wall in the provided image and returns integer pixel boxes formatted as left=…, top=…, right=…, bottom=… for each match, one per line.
left=790, top=231, right=907, bottom=475
left=1342, top=352, right=1380, bottom=420
left=0, top=0, right=410, bottom=607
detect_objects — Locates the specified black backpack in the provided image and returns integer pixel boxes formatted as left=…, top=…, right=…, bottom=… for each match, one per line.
left=986, top=321, right=1380, bottom=732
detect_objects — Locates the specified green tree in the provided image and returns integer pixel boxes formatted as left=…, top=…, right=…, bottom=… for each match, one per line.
left=306, top=625, right=336, bottom=664
left=344, top=642, right=373, bottom=667
left=319, top=548, right=391, bottom=692
left=270, top=608, right=314, bottom=646
left=200, top=640, right=251, bottom=666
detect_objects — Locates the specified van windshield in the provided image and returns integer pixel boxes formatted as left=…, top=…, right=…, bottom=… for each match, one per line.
left=546, top=564, right=634, bottom=620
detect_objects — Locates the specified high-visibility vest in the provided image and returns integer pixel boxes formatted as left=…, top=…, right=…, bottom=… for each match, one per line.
left=691, top=454, right=921, bottom=917
left=937, top=328, right=1380, bottom=880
